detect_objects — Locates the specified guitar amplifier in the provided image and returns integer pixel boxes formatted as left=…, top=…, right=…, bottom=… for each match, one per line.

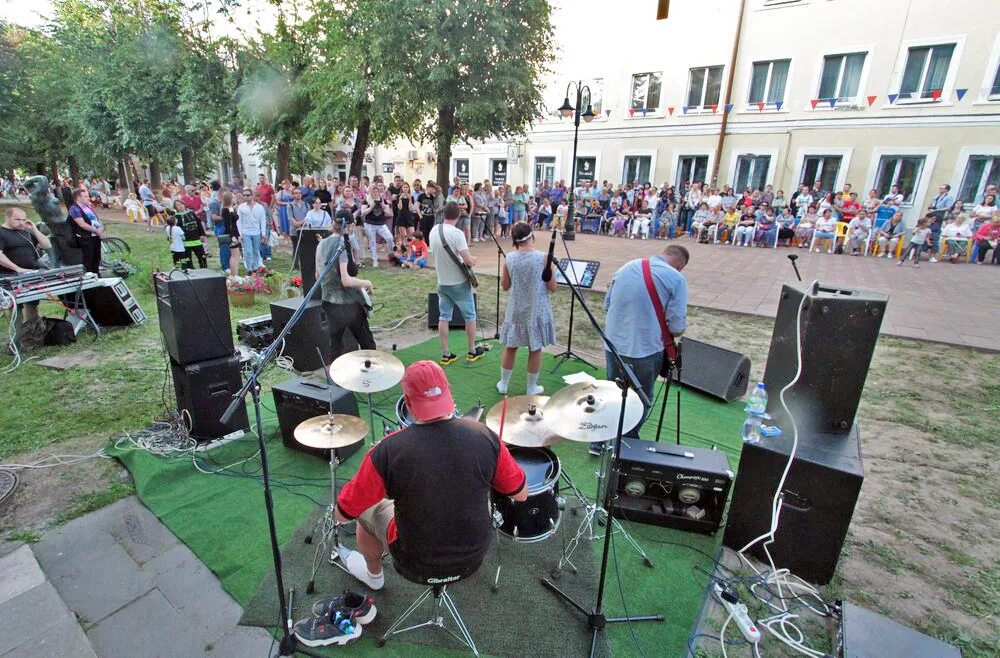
left=237, top=314, right=274, bottom=349
left=611, top=438, right=734, bottom=534
left=272, top=375, right=363, bottom=461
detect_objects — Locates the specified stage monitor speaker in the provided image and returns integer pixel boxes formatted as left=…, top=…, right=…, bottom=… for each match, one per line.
left=763, top=282, right=887, bottom=435
left=272, top=376, right=363, bottom=461
left=297, top=228, right=331, bottom=292
left=722, top=424, right=864, bottom=585
left=677, top=338, right=750, bottom=402
left=155, top=270, right=234, bottom=365
left=427, top=292, right=479, bottom=329
left=83, top=278, right=146, bottom=326
left=170, top=354, right=249, bottom=441
left=612, top=438, right=733, bottom=534
left=270, top=297, right=358, bottom=372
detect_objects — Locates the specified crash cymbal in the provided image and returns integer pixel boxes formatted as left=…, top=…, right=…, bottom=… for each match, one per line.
left=328, top=350, right=404, bottom=393
left=485, top=396, right=561, bottom=448
left=294, top=414, right=369, bottom=450
left=544, top=381, right=644, bottom=443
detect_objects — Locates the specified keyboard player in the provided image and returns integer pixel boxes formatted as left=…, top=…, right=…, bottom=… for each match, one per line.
left=0, top=207, right=52, bottom=325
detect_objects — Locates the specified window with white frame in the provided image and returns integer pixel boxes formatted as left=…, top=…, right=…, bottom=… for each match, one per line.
left=958, top=156, right=1000, bottom=204
left=818, top=53, right=866, bottom=101
left=748, top=60, right=790, bottom=105
left=800, top=156, right=842, bottom=193
left=899, top=44, right=955, bottom=99
left=874, top=155, right=925, bottom=204
left=676, top=156, right=708, bottom=190
left=622, top=156, right=652, bottom=185
left=735, top=155, right=771, bottom=192
left=630, top=72, right=662, bottom=112
left=686, top=66, right=723, bottom=109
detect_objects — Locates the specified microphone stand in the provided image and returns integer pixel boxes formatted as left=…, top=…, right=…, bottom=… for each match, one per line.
left=540, top=258, right=663, bottom=658
left=482, top=223, right=505, bottom=340
left=788, top=253, right=803, bottom=281
left=654, top=341, right=683, bottom=445
left=550, top=232, right=593, bottom=372
left=219, top=223, right=350, bottom=657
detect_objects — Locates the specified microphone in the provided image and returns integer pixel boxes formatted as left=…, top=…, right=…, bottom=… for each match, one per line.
left=541, top=228, right=557, bottom=282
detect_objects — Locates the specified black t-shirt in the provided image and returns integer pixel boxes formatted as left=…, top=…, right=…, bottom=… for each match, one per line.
left=365, top=200, right=388, bottom=225
left=178, top=211, right=205, bottom=242
left=418, top=193, right=436, bottom=218
left=0, top=226, right=40, bottom=273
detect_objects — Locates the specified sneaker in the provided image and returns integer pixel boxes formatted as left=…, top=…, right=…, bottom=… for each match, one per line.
left=311, top=591, right=377, bottom=625
left=293, top=614, right=362, bottom=647
left=896, top=261, right=903, bottom=266
left=340, top=549, right=385, bottom=590
left=527, top=384, right=544, bottom=395
left=440, top=353, right=457, bottom=366
left=588, top=441, right=607, bottom=456
left=466, top=346, right=487, bottom=363
left=827, top=249, right=832, bottom=254
left=929, top=256, right=938, bottom=263
left=913, top=263, right=920, bottom=268
left=496, top=380, right=508, bottom=395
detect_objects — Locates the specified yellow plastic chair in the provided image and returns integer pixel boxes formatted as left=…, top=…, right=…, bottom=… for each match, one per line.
left=938, top=235, right=973, bottom=262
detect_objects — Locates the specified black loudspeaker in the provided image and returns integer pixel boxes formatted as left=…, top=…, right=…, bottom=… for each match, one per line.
left=427, top=292, right=479, bottom=329
left=612, top=439, right=733, bottom=534
left=83, top=279, right=146, bottom=326
left=763, top=282, right=887, bottom=435
left=677, top=338, right=750, bottom=402
left=170, top=355, right=249, bottom=441
left=270, top=297, right=359, bottom=372
left=722, top=425, right=864, bottom=585
left=272, top=376, right=363, bottom=461
left=154, top=270, right=234, bottom=365
left=297, top=228, right=331, bottom=292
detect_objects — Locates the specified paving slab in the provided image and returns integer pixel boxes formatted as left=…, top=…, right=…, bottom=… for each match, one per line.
left=86, top=589, right=208, bottom=658
left=206, top=626, right=277, bottom=657
left=0, top=581, right=75, bottom=655
left=104, top=496, right=180, bottom=565
left=0, top=546, right=45, bottom=603
left=2, top=616, right=97, bottom=658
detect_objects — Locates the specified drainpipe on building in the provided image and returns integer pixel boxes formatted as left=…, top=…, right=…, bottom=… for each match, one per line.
left=711, top=0, right=748, bottom=187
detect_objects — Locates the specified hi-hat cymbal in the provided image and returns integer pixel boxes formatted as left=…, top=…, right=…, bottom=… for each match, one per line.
left=545, top=381, right=644, bottom=443
left=294, top=414, right=369, bottom=450
left=485, top=395, right=561, bottom=448
left=328, top=350, right=404, bottom=393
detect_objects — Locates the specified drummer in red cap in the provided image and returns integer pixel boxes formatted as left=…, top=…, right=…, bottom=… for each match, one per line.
left=335, top=360, right=527, bottom=589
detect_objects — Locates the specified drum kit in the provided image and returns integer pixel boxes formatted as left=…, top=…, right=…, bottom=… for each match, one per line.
left=292, top=348, right=653, bottom=595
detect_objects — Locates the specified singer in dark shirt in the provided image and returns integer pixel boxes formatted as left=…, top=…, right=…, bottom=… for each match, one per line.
left=496, top=222, right=557, bottom=396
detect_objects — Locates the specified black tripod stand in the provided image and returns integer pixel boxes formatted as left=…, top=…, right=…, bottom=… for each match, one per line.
left=541, top=258, right=663, bottom=657
left=220, top=223, right=352, bottom=657
left=482, top=224, right=506, bottom=340
left=654, top=342, right=683, bottom=444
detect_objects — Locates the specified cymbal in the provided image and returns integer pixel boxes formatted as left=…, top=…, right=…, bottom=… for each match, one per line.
left=544, top=381, right=644, bottom=443
left=294, top=414, right=369, bottom=450
left=485, top=396, right=561, bottom=448
left=328, top=350, right=404, bottom=393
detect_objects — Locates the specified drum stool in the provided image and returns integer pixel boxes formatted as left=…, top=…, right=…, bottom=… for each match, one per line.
left=375, top=561, right=480, bottom=656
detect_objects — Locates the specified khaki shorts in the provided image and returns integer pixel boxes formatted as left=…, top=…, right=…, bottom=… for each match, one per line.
left=357, top=499, right=395, bottom=547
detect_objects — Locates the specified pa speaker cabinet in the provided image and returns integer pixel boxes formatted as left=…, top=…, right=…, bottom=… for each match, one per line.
left=272, top=376, right=363, bottom=461
left=612, top=438, right=734, bottom=535
left=763, top=282, right=887, bottom=435
left=722, top=424, right=864, bottom=585
left=155, top=270, right=234, bottom=365
left=270, top=297, right=358, bottom=372
left=170, top=355, right=248, bottom=441
left=297, top=228, right=331, bottom=292
left=427, top=292, right=479, bottom=329
left=677, top=338, right=750, bottom=402
left=83, top=278, right=146, bottom=326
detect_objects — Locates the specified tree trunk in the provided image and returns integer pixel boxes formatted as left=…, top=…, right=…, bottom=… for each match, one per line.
left=180, top=146, right=195, bottom=183
left=35, top=162, right=46, bottom=175
left=350, top=118, right=371, bottom=180
left=128, top=158, right=142, bottom=192
left=229, top=129, right=242, bottom=183
left=277, top=139, right=291, bottom=184
left=435, top=105, right=456, bottom=189
left=67, top=154, right=81, bottom=185
left=49, top=154, right=59, bottom=183
left=149, top=159, right=162, bottom=191
left=117, top=157, right=132, bottom=197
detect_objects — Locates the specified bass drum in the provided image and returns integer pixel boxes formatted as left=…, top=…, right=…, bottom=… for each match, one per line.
left=491, top=446, right=562, bottom=543
left=395, top=395, right=459, bottom=428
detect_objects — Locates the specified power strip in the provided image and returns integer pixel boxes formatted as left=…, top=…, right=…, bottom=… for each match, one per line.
left=713, top=583, right=762, bottom=644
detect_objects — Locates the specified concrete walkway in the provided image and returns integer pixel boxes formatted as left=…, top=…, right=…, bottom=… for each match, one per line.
left=1, top=497, right=273, bottom=657
left=468, top=232, right=999, bottom=351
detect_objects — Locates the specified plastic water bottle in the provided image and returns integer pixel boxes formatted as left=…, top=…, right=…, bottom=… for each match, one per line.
left=741, top=383, right=768, bottom=443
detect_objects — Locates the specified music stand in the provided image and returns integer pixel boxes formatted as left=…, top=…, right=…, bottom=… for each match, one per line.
left=550, top=257, right=600, bottom=372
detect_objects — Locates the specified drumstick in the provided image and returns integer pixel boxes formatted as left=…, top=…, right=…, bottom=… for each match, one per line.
left=498, top=396, right=508, bottom=443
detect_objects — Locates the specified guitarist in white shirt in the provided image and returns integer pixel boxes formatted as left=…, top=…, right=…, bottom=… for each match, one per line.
left=316, top=217, right=375, bottom=363
left=429, top=202, right=486, bottom=365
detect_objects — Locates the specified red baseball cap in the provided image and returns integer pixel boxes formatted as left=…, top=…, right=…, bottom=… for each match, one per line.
left=401, top=361, right=455, bottom=422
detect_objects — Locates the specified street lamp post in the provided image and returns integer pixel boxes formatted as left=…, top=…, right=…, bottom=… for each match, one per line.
left=557, top=81, right=595, bottom=241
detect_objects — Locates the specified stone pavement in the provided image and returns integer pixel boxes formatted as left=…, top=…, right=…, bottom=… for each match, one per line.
left=1, top=497, right=274, bottom=657
left=469, top=232, right=999, bottom=351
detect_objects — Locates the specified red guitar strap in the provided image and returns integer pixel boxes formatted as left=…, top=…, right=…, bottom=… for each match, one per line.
left=641, top=258, right=678, bottom=361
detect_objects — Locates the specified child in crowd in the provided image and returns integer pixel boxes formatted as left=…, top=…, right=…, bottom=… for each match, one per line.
left=899, top=217, right=931, bottom=268
left=554, top=199, right=568, bottom=232
left=165, top=217, right=188, bottom=265
left=402, top=231, right=429, bottom=269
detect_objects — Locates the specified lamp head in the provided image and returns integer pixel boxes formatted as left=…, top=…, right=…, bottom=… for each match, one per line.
left=582, top=104, right=595, bottom=123
left=557, top=98, right=574, bottom=118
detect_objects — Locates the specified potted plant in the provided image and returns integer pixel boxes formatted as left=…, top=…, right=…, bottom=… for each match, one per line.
left=227, top=274, right=271, bottom=307
left=283, top=275, right=303, bottom=298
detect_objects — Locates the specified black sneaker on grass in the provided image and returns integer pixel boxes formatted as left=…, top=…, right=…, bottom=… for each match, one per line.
left=466, top=345, right=487, bottom=363
left=293, top=613, right=362, bottom=647
left=588, top=441, right=608, bottom=456
left=440, top=353, right=458, bottom=366
left=311, top=591, right=377, bottom=625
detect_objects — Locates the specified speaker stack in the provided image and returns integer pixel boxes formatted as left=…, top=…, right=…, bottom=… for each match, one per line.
left=297, top=228, right=331, bottom=292
left=154, top=270, right=248, bottom=441
left=270, top=298, right=359, bottom=372
left=722, top=281, right=888, bottom=584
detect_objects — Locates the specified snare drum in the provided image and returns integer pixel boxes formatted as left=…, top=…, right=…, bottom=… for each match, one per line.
left=491, top=446, right=562, bottom=543
left=395, top=395, right=459, bottom=428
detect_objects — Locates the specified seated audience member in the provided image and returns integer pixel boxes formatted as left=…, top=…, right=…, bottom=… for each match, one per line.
left=402, top=230, right=429, bottom=269
left=733, top=209, right=756, bottom=247
left=973, top=214, right=1000, bottom=264
left=812, top=209, right=838, bottom=253
left=600, top=201, right=619, bottom=235
left=695, top=207, right=723, bottom=243
left=657, top=202, right=678, bottom=239
left=690, top=202, right=712, bottom=239
left=612, top=205, right=631, bottom=237
left=875, top=212, right=906, bottom=258
left=718, top=207, right=740, bottom=243
left=775, top=207, right=796, bottom=245
left=941, top=214, right=973, bottom=263
left=754, top=208, right=776, bottom=246
left=845, top=211, right=873, bottom=255
left=630, top=200, right=652, bottom=239
left=537, top=198, right=552, bottom=229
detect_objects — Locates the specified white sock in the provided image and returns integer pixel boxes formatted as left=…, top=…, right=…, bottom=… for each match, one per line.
left=343, top=549, right=384, bottom=590
left=497, top=368, right=512, bottom=394
left=526, top=371, right=543, bottom=395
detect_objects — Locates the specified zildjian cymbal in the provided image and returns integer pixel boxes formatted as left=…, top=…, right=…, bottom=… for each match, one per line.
left=294, top=414, right=369, bottom=450
left=544, top=381, right=643, bottom=442
left=485, top=395, right=561, bottom=448
left=328, top=350, right=404, bottom=393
